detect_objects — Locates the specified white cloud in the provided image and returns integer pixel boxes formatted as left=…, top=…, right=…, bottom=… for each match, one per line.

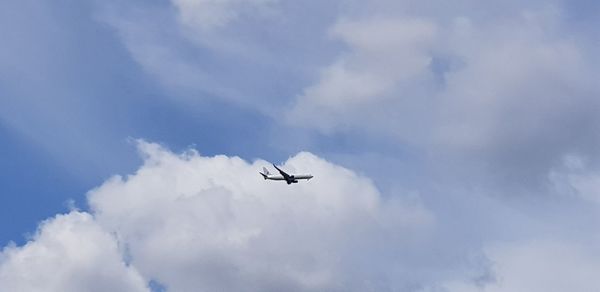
left=173, top=0, right=276, bottom=32
left=287, top=17, right=438, bottom=134
left=442, top=240, right=600, bottom=292
left=86, top=141, right=434, bottom=291
left=96, top=0, right=342, bottom=114
left=4, top=141, right=600, bottom=291
left=0, top=212, right=148, bottom=292
left=286, top=5, right=600, bottom=186
left=98, top=0, right=600, bottom=188
left=0, top=141, right=436, bottom=291
left=291, top=7, right=591, bottom=141
left=9, top=0, right=599, bottom=289
left=549, top=155, right=600, bottom=203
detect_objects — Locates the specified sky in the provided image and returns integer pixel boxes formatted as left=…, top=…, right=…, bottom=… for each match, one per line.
left=1, top=0, right=600, bottom=291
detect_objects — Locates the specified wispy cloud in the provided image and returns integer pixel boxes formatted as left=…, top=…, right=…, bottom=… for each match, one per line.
left=100, top=0, right=600, bottom=189
left=0, top=212, right=148, bottom=292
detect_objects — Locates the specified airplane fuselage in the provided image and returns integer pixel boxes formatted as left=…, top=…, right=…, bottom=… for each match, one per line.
left=260, top=164, right=313, bottom=184
left=263, top=174, right=313, bottom=182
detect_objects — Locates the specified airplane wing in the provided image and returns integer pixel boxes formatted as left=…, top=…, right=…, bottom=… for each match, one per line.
left=271, top=164, right=304, bottom=184
left=273, top=164, right=291, bottom=180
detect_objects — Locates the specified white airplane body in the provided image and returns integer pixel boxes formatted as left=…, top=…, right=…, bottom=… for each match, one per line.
left=260, top=164, right=313, bottom=184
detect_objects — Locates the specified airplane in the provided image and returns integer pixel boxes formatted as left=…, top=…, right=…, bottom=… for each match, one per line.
left=260, top=164, right=313, bottom=184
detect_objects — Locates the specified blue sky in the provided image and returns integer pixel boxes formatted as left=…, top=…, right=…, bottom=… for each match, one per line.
left=0, top=0, right=290, bottom=244
left=1, top=0, right=600, bottom=291
left=0, top=0, right=400, bottom=245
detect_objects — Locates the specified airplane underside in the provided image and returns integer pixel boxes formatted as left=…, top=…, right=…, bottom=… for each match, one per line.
left=260, top=164, right=313, bottom=184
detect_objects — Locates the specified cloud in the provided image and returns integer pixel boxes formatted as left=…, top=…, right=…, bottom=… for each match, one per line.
left=0, top=0, right=144, bottom=179
left=96, top=0, right=278, bottom=103
left=100, top=0, right=600, bottom=190
left=442, top=240, right=600, bottom=292
left=0, top=212, right=148, bottom=292
left=286, top=4, right=600, bottom=188
left=0, top=141, right=436, bottom=291
left=549, top=154, right=600, bottom=203
left=286, top=17, right=438, bottom=135
left=3, top=141, right=600, bottom=291
left=4, top=1, right=600, bottom=290
left=88, top=141, right=434, bottom=291
left=173, top=0, right=277, bottom=32
left=96, top=0, right=337, bottom=111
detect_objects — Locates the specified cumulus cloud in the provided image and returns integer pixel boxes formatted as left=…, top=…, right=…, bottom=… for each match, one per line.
left=5, top=1, right=600, bottom=291
left=0, top=212, right=148, bottom=292
left=0, top=141, right=437, bottom=291
left=3, top=141, right=600, bottom=291
left=88, top=141, right=433, bottom=291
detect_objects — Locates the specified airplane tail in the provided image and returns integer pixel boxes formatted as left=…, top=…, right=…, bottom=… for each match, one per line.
left=260, top=167, right=270, bottom=180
